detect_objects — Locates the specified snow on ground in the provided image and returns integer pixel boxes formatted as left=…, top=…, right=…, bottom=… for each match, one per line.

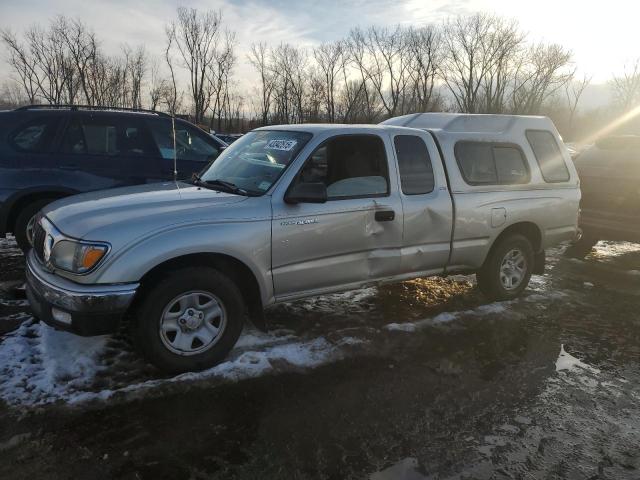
left=385, top=302, right=508, bottom=333
left=0, top=320, right=346, bottom=406
left=0, top=272, right=576, bottom=407
left=555, top=344, right=600, bottom=374
left=3, top=239, right=634, bottom=408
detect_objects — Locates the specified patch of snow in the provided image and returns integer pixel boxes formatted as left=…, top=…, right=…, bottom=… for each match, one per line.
left=384, top=302, right=507, bottom=333
left=0, top=320, right=109, bottom=405
left=555, top=344, right=600, bottom=374
left=385, top=322, right=417, bottom=332
left=593, top=241, right=640, bottom=257
left=370, top=457, right=426, bottom=480
left=0, top=319, right=345, bottom=406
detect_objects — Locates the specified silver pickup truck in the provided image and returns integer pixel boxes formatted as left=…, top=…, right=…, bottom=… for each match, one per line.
left=25, top=113, right=580, bottom=372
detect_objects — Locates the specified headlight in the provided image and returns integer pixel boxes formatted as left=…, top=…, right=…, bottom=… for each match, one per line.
left=49, top=239, right=109, bottom=273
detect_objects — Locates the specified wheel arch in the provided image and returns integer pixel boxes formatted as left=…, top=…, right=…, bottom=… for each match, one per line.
left=4, top=187, right=77, bottom=234
left=484, top=221, right=544, bottom=272
left=133, top=252, right=266, bottom=330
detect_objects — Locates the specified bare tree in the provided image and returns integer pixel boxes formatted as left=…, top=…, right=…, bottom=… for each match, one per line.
left=511, top=43, right=574, bottom=114
left=208, top=30, right=236, bottom=131
left=126, top=45, right=146, bottom=109
left=163, top=25, right=180, bottom=115
left=248, top=42, right=275, bottom=125
left=478, top=20, right=524, bottom=113
left=269, top=43, right=309, bottom=124
left=564, top=74, right=591, bottom=134
left=148, top=58, right=168, bottom=110
left=611, top=59, right=640, bottom=111
left=349, top=26, right=412, bottom=118
left=314, top=41, right=344, bottom=122
left=57, top=18, right=99, bottom=104
left=1, top=29, right=40, bottom=103
left=405, top=26, right=443, bottom=112
left=441, top=14, right=498, bottom=113
left=166, top=7, right=222, bottom=122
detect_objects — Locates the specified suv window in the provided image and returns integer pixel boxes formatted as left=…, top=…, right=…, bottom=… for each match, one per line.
left=149, top=120, right=220, bottom=162
left=62, top=116, right=157, bottom=157
left=296, top=135, right=389, bottom=199
left=394, top=135, right=434, bottom=195
left=526, top=130, right=570, bottom=183
left=456, top=141, right=529, bottom=185
left=10, top=116, right=60, bottom=153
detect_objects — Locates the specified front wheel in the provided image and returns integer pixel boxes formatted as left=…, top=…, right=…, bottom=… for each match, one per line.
left=133, top=267, right=245, bottom=373
left=476, top=234, right=534, bottom=301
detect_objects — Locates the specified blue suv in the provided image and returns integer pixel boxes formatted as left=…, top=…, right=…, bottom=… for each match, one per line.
left=0, top=106, right=226, bottom=251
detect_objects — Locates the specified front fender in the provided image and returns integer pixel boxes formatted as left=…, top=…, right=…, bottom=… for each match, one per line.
left=92, top=220, right=274, bottom=305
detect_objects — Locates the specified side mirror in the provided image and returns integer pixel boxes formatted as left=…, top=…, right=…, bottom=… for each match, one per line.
left=285, top=182, right=327, bottom=204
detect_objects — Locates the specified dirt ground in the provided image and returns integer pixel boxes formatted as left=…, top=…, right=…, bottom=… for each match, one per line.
left=0, top=236, right=639, bottom=479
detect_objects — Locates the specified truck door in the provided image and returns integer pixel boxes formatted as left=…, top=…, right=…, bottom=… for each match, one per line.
left=392, top=132, right=453, bottom=274
left=271, top=133, right=403, bottom=298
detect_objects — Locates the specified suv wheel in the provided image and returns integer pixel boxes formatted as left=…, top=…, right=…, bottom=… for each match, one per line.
left=14, top=198, right=57, bottom=253
left=477, top=234, right=534, bottom=301
left=564, top=234, right=598, bottom=259
left=133, top=267, right=244, bottom=373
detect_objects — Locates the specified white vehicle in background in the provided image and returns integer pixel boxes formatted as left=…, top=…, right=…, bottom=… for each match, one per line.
left=26, top=113, right=580, bottom=372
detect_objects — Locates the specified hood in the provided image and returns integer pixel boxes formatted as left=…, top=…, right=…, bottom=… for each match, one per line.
left=44, top=181, right=249, bottom=240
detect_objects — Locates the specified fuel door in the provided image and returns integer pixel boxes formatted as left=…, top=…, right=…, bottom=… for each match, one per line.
left=491, top=207, right=507, bottom=228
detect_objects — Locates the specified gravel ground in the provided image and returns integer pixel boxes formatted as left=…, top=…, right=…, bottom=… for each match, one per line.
left=0, top=236, right=639, bottom=479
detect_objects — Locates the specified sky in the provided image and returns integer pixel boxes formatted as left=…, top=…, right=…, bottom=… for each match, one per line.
left=1, top=0, right=638, bottom=93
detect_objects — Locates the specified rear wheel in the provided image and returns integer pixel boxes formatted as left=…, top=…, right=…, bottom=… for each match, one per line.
left=14, top=198, right=57, bottom=253
left=133, top=267, right=245, bottom=373
left=477, top=234, right=534, bottom=301
left=564, top=234, right=598, bottom=259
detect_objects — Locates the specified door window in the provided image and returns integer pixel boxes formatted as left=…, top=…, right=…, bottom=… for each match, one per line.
left=295, top=135, right=389, bottom=199
left=62, top=116, right=157, bottom=157
left=149, top=120, right=221, bottom=162
left=394, top=135, right=435, bottom=194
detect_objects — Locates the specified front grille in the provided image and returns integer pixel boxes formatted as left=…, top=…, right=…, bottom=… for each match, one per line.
left=33, top=220, right=46, bottom=261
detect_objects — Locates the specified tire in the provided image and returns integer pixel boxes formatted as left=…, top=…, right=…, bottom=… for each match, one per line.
left=133, top=267, right=245, bottom=373
left=14, top=198, right=57, bottom=253
left=564, top=234, right=598, bottom=259
left=476, top=234, right=534, bottom=301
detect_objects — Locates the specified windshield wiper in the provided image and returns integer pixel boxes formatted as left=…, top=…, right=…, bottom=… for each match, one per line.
left=191, top=174, right=249, bottom=196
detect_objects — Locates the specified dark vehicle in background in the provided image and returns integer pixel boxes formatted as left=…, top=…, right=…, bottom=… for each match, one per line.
left=0, top=105, right=225, bottom=251
left=214, top=133, right=243, bottom=144
left=568, top=135, right=640, bottom=257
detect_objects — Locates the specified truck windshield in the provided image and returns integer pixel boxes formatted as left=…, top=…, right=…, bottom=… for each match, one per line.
left=200, top=130, right=312, bottom=195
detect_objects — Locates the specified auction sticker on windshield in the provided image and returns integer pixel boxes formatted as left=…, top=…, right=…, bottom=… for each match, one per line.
left=265, top=139, right=297, bottom=151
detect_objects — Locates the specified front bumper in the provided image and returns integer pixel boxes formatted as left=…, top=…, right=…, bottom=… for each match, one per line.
left=25, top=250, right=139, bottom=336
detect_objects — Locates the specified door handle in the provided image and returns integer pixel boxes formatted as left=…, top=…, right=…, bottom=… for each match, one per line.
left=375, top=209, right=395, bottom=222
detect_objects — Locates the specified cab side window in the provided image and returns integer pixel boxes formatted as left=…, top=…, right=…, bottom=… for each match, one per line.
left=394, top=135, right=434, bottom=194
left=296, top=135, right=389, bottom=199
left=455, top=141, right=529, bottom=185
left=10, top=116, right=61, bottom=153
left=526, top=130, right=570, bottom=183
left=149, top=119, right=220, bottom=162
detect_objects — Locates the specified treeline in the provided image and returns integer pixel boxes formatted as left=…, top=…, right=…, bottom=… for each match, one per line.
left=2, top=8, right=639, bottom=140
